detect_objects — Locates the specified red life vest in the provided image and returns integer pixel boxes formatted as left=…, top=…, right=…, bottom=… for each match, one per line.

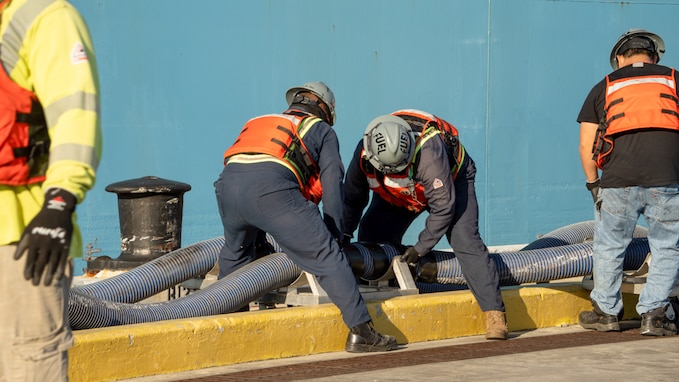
left=360, top=152, right=428, bottom=212
left=592, top=70, right=679, bottom=168
left=223, top=111, right=323, bottom=204
left=0, top=59, right=49, bottom=185
left=358, top=110, right=466, bottom=212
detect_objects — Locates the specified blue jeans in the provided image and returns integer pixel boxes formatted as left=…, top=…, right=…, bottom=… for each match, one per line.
left=592, top=185, right=679, bottom=316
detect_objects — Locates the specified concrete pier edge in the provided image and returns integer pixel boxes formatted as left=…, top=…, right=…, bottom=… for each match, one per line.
left=68, top=282, right=640, bottom=382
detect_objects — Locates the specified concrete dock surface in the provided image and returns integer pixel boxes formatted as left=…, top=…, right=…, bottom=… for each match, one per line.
left=120, top=323, right=679, bottom=382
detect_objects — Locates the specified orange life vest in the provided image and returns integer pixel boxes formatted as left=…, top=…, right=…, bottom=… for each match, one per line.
left=0, top=58, right=49, bottom=185
left=223, top=111, right=323, bottom=203
left=359, top=110, right=466, bottom=212
left=592, top=70, right=679, bottom=168
left=393, top=109, right=464, bottom=178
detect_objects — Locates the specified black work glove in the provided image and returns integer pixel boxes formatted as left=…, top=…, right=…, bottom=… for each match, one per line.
left=335, top=234, right=352, bottom=253
left=14, top=188, right=76, bottom=286
left=586, top=179, right=601, bottom=211
left=399, top=246, right=421, bottom=266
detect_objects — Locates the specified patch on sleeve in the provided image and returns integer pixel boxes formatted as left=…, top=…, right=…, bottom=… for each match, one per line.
left=70, top=42, right=89, bottom=64
left=433, top=178, right=444, bottom=189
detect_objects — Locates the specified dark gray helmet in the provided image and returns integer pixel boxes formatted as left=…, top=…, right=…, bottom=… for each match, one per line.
left=363, top=115, right=415, bottom=174
left=285, top=81, right=336, bottom=125
left=610, top=28, right=665, bottom=70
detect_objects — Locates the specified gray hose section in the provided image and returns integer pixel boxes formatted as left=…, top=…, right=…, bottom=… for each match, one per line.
left=67, top=221, right=649, bottom=327
left=350, top=242, right=467, bottom=293
left=68, top=252, right=301, bottom=330
left=353, top=243, right=375, bottom=278
left=73, top=237, right=225, bottom=303
left=69, top=240, right=390, bottom=329
left=520, top=221, right=648, bottom=250
left=74, top=233, right=284, bottom=304
left=433, top=238, right=650, bottom=286
left=380, top=243, right=400, bottom=259
left=351, top=242, right=400, bottom=280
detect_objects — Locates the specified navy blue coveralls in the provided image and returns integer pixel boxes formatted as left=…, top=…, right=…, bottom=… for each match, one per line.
left=214, top=108, right=371, bottom=328
left=342, top=135, right=505, bottom=312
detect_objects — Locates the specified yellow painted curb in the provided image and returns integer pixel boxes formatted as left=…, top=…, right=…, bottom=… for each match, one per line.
left=68, top=282, right=635, bottom=382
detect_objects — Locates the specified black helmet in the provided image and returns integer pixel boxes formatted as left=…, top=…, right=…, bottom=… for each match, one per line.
left=610, top=29, right=665, bottom=70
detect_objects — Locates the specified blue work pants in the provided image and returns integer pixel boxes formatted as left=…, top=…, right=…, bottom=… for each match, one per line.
left=214, top=163, right=371, bottom=328
left=592, top=185, right=679, bottom=316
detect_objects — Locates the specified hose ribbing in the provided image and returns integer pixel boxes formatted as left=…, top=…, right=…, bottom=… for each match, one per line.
left=69, top=252, right=300, bottom=330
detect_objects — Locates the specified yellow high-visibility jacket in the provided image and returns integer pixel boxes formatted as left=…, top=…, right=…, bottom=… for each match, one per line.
left=0, top=0, right=101, bottom=258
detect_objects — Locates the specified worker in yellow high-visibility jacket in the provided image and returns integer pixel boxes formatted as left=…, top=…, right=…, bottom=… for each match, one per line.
left=0, top=0, right=101, bottom=380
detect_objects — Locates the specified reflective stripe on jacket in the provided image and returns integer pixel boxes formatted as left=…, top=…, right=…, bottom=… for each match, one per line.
left=224, top=112, right=323, bottom=203
left=0, top=0, right=101, bottom=254
left=0, top=0, right=101, bottom=191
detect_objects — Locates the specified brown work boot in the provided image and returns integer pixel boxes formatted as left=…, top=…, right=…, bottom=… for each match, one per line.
left=485, top=310, right=508, bottom=340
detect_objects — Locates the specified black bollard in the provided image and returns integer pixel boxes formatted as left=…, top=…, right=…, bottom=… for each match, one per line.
left=86, top=176, right=191, bottom=272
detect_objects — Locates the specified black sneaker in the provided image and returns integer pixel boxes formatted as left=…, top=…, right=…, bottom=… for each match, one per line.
left=578, top=302, right=622, bottom=332
left=345, top=322, right=398, bottom=353
left=640, top=306, right=678, bottom=336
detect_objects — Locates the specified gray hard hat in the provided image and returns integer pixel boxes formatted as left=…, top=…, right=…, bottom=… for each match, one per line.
left=610, top=28, right=665, bottom=70
left=363, top=115, right=415, bottom=174
left=285, top=81, right=336, bottom=125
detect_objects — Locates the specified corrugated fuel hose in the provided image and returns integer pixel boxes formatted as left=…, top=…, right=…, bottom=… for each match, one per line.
left=69, top=221, right=650, bottom=329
